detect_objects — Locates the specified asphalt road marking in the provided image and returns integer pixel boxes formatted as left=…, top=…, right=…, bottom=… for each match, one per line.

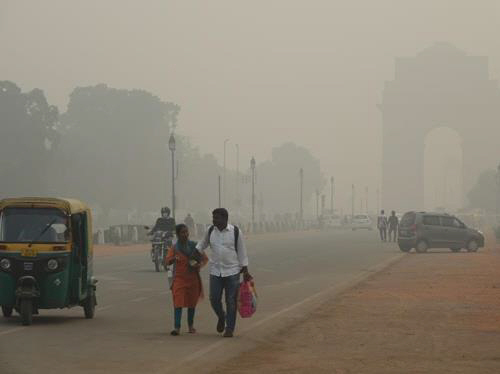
left=162, top=253, right=405, bottom=373
left=97, top=305, right=113, bottom=311
left=0, top=327, right=27, bottom=337
left=131, top=297, right=148, bottom=303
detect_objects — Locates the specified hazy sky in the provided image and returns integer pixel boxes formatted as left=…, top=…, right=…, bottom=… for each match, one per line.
left=1, top=0, right=499, bottom=211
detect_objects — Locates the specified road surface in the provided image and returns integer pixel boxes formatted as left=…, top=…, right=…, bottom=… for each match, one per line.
left=0, top=229, right=401, bottom=374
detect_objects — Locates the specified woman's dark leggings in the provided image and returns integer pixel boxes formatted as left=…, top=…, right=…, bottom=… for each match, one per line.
left=174, top=307, right=195, bottom=329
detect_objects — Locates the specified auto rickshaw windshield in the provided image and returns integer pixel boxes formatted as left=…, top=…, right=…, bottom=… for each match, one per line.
left=0, top=207, right=69, bottom=243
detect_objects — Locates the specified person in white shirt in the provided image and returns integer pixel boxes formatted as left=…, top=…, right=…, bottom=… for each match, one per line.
left=377, top=209, right=388, bottom=242
left=196, top=208, right=252, bottom=337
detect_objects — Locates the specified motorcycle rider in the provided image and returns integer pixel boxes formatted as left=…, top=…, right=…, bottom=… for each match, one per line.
left=149, top=207, right=176, bottom=260
left=150, top=207, right=176, bottom=234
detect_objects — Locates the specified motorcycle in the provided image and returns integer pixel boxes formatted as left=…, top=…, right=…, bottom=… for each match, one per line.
left=150, top=231, right=173, bottom=272
left=144, top=227, right=173, bottom=275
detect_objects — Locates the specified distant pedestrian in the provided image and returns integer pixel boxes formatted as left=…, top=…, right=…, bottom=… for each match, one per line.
left=195, top=208, right=252, bottom=338
left=184, top=213, right=195, bottom=235
left=166, top=224, right=208, bottom=336
left=377, top=210, right=388, bottom=242
left=388, top=211, right=399, bottom=242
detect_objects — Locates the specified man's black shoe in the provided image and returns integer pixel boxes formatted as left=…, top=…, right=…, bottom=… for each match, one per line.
left=217, top=315, right=225, bottom=333
left=223, top=329, right=234, bottom=338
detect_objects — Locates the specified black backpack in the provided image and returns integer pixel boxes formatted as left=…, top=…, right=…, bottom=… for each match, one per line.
left=207, top=225, right=240, bottom=252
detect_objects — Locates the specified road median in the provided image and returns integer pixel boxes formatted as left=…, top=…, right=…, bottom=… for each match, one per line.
left=213, top=246, right=500, bottom=374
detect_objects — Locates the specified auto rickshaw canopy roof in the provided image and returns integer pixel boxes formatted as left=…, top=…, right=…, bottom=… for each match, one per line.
left=0, top=197, right=90, bottom=215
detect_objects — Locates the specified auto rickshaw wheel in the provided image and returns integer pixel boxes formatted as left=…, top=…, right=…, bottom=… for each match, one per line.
left=20, top=299, right=33, bottom=326
left=2, top=306, right=13, bottom=317
left=83, top=293, right=96, bottom=319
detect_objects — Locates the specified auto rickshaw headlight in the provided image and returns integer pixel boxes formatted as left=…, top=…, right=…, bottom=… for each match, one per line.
left=47, top=259, right=59, bottom=271
left=0, top=258, right=11, bottom=271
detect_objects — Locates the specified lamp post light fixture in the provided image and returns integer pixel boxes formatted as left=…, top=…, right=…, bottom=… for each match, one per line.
left=168, top=134, right=176, bottom=219
left=251, top=157, right=256, bottom=227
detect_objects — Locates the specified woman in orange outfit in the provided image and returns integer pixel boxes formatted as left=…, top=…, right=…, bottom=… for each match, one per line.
left=166, top=223, right=207, bottom=336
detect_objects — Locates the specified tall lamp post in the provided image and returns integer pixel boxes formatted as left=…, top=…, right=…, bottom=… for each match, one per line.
left=496, top=163, right=500, bottom=224
left=351, top=184, right=355, bottom=220
left=168, top=134, right=176, bottom=219
left=223, top=138, right=229, bottom=207
left=330, top=177, right=335, bottom=212
left=236, top=144, right=240, bottom=208
left=365, top=186, right=369, bottom=213
left=299, top=168, right=304, bottom=221
left=251, top=157, right=256, bottom=227
left=315, top=189, right=320, bottom=220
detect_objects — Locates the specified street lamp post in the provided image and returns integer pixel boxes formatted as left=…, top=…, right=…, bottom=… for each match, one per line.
left=352, top=184, right=355, bottom=219
left=365, top=186, right=369, bottom=213
left=299, top=168, right=304, bottom=221
left=251, top=157, right=256, bottom=227
left=315, top=189, right=320, bottom=220
left=223, top=139, right=229, bottom=207
left=376, top=187, right=380, bottom=214
left=496, top=163, right=500, bottom=223
left=236, top=144, right=240, bottom=208
left=168, top=134, right=176, bottom=219
left=218, top=175, right=221, bottom=208
left=330, top=177, right=334, bottom=212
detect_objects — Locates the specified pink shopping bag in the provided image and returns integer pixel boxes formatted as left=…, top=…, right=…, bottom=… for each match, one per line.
left=238, top=280, right=257, bottom=318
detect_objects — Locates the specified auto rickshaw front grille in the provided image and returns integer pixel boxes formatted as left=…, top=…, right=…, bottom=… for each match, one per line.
left=11, top=258, right=46, bottom=280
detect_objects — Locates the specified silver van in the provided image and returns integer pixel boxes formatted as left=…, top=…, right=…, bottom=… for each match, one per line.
left=398, top=211, right=484, bottom=253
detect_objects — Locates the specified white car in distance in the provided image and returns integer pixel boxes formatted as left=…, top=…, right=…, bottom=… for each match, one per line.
left=351, top=214, right=373, bottom=230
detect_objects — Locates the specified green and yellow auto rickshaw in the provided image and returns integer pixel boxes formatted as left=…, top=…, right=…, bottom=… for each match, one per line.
left=0, top=197, right=97, bottom=325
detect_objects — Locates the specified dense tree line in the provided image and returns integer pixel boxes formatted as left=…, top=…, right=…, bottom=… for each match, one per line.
left=467, top=168, right=499, bottom=213
left=0, top=81, right=324, bottom=225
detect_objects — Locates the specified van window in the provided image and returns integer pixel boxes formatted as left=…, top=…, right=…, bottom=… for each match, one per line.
left=400, top=212, right=416, bottom=227
left=423, top=215, right=440, bottom=226
left=441, top=217, right=454, bottom=227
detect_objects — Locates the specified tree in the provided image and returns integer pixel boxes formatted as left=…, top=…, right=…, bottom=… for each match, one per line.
left=467, top=169, right=497, bottom=212
left=58, top=84, right=180, bottom=217
left=254, top=142, right=325, bottom=217
left=0, top=81, right=59, bottom=197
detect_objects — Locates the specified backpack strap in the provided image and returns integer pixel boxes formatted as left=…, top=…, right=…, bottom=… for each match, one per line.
left=234, top=226, right=239, bottom=253
left=207, top=225, right=239, bottom=253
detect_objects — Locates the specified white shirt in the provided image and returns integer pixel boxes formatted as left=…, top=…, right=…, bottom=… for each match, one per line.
left=196, top=224, right=249, bottom=277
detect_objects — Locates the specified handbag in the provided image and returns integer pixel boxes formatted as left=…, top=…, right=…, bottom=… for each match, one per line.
left=238, top=280, right=258, bottom=318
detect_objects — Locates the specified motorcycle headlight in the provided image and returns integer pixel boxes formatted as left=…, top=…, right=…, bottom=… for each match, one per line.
left=47, top=259, right=59, bottom=271
left=0, top=258, right=11, bottom=270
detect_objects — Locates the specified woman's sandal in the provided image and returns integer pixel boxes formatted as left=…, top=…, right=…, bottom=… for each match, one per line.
left=170, top=329, right=180, bottom=336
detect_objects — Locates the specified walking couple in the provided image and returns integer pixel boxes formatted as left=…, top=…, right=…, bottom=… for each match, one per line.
left=165, top=208, right=252, bottom=338
left=377, top=210, right=399, bottom=242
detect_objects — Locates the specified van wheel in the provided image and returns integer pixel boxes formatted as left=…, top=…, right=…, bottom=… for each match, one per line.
left=20, top=299, right=33, bottom=326
left=2, top=306, right=13, bottom=317
left=466, top=239, right=479, bottom=252
left=83, top=292, right=96, bottom=319
left=416, top=240, right=428, bottom=253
